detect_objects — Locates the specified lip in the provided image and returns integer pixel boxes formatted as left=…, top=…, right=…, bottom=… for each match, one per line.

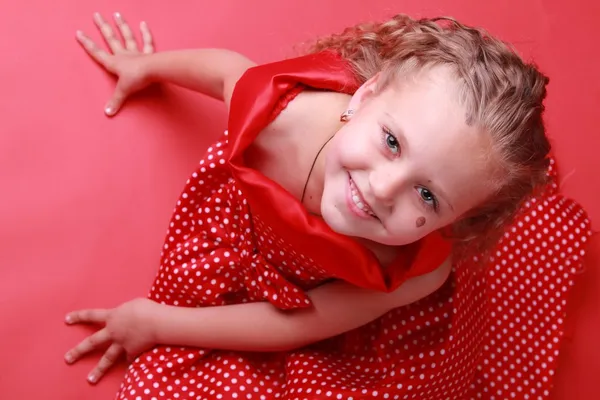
left=346, top=174, right=376, bottom=219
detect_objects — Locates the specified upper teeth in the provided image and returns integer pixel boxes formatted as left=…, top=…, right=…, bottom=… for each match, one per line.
left=350, top=180, right=375, bottom=216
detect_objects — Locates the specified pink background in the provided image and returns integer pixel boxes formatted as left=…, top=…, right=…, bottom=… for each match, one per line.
left=1, top=0, right=598, bottom=398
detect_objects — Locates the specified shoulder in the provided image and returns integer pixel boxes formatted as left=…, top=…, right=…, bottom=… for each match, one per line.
left=229, top=52, right=354, bottom=129
left=263, top=89, right=351, bottom=138
left=220, top=51, right=257, bottom=109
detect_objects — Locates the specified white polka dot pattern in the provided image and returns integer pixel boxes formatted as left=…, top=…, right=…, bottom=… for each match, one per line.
left=466, top=160, right=591, bottom=399
left=115, top=142, right=591, bottom=400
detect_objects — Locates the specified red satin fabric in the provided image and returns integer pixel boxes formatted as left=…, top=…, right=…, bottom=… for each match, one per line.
left=227, top=50, right=452, bottom=293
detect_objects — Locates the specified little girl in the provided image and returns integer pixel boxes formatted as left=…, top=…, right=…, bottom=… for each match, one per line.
left=65, top=12, right=590, bottom=400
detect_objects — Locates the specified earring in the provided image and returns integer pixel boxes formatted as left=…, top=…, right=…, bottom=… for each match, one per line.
left=340, top=109, right=354, bottom=122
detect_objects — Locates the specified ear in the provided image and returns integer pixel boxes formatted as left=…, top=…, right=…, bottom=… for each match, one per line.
left=347, top=73, right=381, bottom=112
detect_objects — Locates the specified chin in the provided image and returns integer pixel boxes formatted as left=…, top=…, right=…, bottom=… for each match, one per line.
left=362, top=233, right=419, bottom=247
left=319, top=201, right=345, bottom=233
left=320, top=199, right=362, bottom=239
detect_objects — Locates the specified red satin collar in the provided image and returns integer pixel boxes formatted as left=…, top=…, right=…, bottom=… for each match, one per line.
left=227, top=51, right=451, bottom=292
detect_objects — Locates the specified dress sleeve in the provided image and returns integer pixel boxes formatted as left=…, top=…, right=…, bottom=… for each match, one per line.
left=149, top=133, right=312, bottom=310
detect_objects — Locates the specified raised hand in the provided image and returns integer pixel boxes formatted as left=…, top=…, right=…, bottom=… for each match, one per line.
left=76, top=12, right=155, bottom=116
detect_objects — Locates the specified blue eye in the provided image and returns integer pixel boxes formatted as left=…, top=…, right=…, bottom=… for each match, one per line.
left=383, top=128, right=400, bottom=155
left=416, top=187, right=439, bottom=212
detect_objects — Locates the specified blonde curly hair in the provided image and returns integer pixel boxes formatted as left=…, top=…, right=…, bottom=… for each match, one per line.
left=308, top=14, right=551, bottom=252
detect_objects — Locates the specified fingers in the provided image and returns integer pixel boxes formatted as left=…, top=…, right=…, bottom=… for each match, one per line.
left=65, top=308, right=109, bottom=325
left=64, top=328, right=111, bottom=365
left=113, top=12, right=138, bottom=51
left=105, top=85, right=127, bottom=116
left=140, top=21, right=154, bottom=54
left=87, top=343, right=124, bottom=384
left=76, top=30, right=110, bottom=66
left=78, top=13, right=154, bottom=55
left=94, top=12, right=124, bottom=54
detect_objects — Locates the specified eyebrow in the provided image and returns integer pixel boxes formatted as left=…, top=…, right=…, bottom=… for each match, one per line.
left=384, top=112, right=455, bottom=213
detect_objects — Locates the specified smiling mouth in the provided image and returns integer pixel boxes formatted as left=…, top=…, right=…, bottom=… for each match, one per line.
left=348, top=175, right=377, bottom=218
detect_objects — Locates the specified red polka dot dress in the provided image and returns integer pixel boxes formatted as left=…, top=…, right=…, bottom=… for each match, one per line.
left=116, top=52, right=592, bottom=400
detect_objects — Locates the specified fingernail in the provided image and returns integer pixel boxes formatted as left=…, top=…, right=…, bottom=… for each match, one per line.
left=65, top=315, right=72, bottom=324
left=88, top=374, right=97, bottom=383
left=114, top=12, right=122, bottom=20
left=75, top=30, right=83, bottom=39
left=65, top=353, right=72, bottom=363
left=105, top=105, right=113, bottom=115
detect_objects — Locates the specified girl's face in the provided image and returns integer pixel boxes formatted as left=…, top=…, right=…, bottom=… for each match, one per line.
left=321, top=66, right=497, bottom=246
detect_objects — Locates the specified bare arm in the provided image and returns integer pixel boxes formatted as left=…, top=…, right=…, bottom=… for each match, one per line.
left=76, top=14, right=255, bottom=114
left=143, top=49, right=255, bottom=108
left=151, top=257, right=452, bottom=352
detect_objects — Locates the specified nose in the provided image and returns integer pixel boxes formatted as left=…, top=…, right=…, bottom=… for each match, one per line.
left=368, top=165, right=407, bottom=205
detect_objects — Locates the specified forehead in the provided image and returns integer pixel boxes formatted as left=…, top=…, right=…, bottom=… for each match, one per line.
left=376, top=66, right=498, bottom=212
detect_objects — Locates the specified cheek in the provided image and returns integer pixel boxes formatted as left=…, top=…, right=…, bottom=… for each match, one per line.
left=380, top=201, right=439, bottom=244
left=325, top=135, right=348, bottom=171
left=331, top=127, right=374, bottom=168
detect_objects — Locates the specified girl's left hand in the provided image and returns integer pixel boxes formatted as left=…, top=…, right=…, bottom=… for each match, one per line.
left=64, top=297, right=161, bottom=384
